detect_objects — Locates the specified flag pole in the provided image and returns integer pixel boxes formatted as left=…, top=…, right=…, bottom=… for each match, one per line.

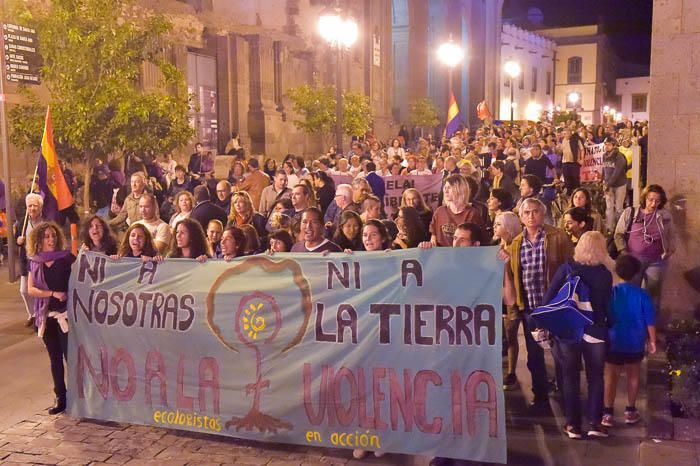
left=20, top=151, right=40, bottom=237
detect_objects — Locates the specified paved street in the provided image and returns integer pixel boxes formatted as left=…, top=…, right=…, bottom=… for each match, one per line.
left=0, top=267, right=696, bottom=465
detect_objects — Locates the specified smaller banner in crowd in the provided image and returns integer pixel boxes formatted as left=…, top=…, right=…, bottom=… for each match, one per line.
left=581, top=143, right=605, bottom=183
left=329, top=173, right=443, bottom=218
left=67, top=249, right=506, bottom=463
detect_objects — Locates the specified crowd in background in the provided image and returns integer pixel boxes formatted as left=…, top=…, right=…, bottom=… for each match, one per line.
left=15, top=116, right=672, bottom=463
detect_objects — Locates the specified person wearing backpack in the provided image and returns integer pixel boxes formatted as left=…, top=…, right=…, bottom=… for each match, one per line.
left=613, top=184, right=676, bottom=311
left=542, top=231, right=613, bottom=439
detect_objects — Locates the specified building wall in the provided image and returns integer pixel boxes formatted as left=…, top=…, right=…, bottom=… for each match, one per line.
left=499, top=24, right=556, bottom=121
left=615, top=76, right=650, bottom=121
left=552, top=42, right=598, bottom=124
left=648, top=0, right=700, bottom=322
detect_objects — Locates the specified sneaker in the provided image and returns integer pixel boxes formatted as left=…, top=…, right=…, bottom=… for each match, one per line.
left=526, top=397, right=551, bottom=416
left=352, top=449, right=367, bottom=459
left=24, top=316, right=35, bottom=328
left=503, top=373, right=518, bottom=391
left=564, top=425, right=583, bottom=439
left=624, top=409, right=641, bottom=425
left=587, top=424, right=609, bottom=438
left=601, top=413, right=615, bottom=427
left=374, top=452, right=385, bottom=458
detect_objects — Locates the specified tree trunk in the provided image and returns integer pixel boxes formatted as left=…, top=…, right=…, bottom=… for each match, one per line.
left=82, top=153, right=95, bottom=218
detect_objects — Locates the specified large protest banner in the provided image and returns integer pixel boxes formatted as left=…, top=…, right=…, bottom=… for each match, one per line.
left=581, top=143, right=605, bottom=182
left=68, top=249, right=506, bottom=463
left=329, top=173, right=443, bottom=218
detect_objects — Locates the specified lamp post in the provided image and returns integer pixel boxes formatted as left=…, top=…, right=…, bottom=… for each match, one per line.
left=437, top=37, right=464, bottom=102
left=568, top=92, right=580, bottom=120
left=318, top=6, right=358, bottom=154
left=503, top=60, right=521, bottom=124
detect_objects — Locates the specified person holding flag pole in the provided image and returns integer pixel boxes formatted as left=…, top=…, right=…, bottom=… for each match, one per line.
left=17, top=107, right=76, bottom=327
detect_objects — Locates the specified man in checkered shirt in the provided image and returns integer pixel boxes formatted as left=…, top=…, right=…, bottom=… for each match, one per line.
left=506, top=197, right=573, bottom=411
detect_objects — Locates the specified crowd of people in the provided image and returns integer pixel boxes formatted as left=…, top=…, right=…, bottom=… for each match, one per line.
left=16, top=116, right=669, bottom=464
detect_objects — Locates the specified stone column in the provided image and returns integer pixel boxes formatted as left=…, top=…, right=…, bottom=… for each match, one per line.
left=648, top=0, right=700, bottom=321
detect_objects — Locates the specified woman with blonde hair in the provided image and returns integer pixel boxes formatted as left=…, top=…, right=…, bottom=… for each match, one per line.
left=494, top=211, right=522, bottom=390
left=429, top=174, right=483, bottom=247
left=26, top=222, right=75, bottom=414
left=542, top=231, right=613, bottom=439
left=228, top=191, right=267, bottom=240
left=169, top=190, right=195, bottom=229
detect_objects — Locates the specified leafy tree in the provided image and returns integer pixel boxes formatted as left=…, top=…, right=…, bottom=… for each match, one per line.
left=8, top=0, right=193, bottom=209
left=342, top=91, right=372, bottom=138
left=286, top=84, right=336, bottom=138
left=408, top=98, right=440, bottom=129
left=286, top=84, right=373, bottom=147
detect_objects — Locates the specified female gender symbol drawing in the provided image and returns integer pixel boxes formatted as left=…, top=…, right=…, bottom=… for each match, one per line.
left=206, top=256, right=313, bottom=433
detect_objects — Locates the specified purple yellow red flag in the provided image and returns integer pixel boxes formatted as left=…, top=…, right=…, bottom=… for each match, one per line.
left=37, top=106, right=74, bottom=221
left=445, top=91, right=461, bottom=138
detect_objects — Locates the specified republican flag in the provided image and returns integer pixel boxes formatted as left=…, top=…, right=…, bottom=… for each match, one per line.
left=37, top=107, right=74, bottom=221
left=445, top=92, right=461, bottom=138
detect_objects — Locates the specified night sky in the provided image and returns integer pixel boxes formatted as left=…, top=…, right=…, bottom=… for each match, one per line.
left=502, top=0, right=653, bottom=77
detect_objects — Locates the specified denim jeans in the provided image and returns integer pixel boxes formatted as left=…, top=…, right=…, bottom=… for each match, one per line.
left=633, top=258, right=667, bottom=312
left=605, top=185, right=627, bottom=232
left=523, top=314, right=550, bottom=400
left=552, top=338, right=606, bottom=428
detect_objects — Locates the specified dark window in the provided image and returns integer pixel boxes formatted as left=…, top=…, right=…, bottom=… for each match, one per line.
left=531, top=67, right=537, bottom=93
left=519, top=72, right=524, bottom=90
left=567, top=56, right=582, bottom=84
left=632, top=93, right=647, bottom=112
left=546, top=71, right=552, bottom=95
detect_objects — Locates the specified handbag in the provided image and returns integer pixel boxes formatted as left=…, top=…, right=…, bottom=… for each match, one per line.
left=607, top=207, right=635, bottom=259
left=531, top=263, right=594, bottom=342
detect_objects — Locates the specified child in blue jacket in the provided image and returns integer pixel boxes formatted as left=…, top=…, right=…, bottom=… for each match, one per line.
left=602, top=254, right=657, bottom=427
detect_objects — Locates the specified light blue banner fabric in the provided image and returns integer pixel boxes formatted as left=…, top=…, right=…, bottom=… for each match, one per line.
left=67, top=248, right=506, bottom=463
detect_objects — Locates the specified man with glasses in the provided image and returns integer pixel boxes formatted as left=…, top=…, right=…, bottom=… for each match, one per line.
left=214, top=180, right=232, bottom=215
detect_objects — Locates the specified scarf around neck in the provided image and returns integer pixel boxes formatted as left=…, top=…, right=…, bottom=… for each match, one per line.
left=29, top=250, right=71, bottom=337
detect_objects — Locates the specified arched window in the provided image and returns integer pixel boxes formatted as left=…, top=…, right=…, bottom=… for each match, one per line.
left=567, top=57, right=582, bottom=84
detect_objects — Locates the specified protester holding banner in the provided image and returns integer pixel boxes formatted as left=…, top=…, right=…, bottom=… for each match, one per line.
left=169, top=218, right=211, bottom=261
left=332, top=210, right=364, bottom=251
left=267, top=229, right=294, bottom=253
left=220, top=226, right=247, bottom=260
left=543, top=231, right=613, bottom=439
left=393, top=206, right=427, bottom=249
left=113, top=223, right=161, bottom=260
left=26, top=222, right=75, bottom=415
left=79, top=215, right=118, bottom=255
left=430, top=174, right=482, bottom=247
left=291, top=208, right=341, bottom=253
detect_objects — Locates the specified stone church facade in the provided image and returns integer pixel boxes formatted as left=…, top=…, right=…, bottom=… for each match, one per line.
left=150, top=0, right=504, bottom=157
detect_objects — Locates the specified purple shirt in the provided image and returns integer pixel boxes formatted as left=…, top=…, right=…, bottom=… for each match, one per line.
left=627, top=211, right=663, bottom=262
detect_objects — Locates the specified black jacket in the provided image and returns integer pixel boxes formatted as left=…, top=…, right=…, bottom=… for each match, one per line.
left=190, top=201, right=227, bottom=232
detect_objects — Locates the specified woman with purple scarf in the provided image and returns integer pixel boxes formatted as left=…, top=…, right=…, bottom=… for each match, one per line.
left=26, top=222, right=75, bottom=415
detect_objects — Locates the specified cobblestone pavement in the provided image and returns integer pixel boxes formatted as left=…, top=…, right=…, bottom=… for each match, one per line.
left=0, top=412, right=421, bottom=465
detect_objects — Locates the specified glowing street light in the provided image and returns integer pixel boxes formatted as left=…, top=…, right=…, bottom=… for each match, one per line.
left=503, top=61, right=521, bottom=124
left=318, top=6, right=358, bottom=153
left=568, top=92, right=581, bottom=107
left=437, top=39, right=465, bottom=69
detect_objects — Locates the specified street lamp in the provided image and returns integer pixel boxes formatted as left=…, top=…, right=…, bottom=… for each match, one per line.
left=319, top=6, right=358, bottom=154
left=503, top=60, right=521, bottom=124
left=568, top=92, right=580, bottom=107
left=437, top=37, right=464, bottom=133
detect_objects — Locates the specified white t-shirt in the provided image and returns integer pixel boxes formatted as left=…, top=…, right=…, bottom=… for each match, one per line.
left=135, top=218, right=172, bottom=252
